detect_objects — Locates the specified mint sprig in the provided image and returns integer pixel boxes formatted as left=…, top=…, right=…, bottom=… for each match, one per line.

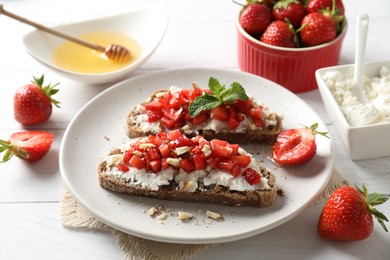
left=188, top=77, right=249, bottom=118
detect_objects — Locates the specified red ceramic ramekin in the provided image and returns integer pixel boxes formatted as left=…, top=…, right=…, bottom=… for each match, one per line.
left=236, top=17, right=348, bottom=93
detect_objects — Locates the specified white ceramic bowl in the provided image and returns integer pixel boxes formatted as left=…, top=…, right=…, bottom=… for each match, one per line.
left=23, top=7, right=168, bottom=84
left=316, top=60, right=390, bottom=160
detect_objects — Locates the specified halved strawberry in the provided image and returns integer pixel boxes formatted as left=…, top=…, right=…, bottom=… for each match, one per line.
left=0, top=131, right=54, bottom=163
left=272, top=123, right=328, bottom=166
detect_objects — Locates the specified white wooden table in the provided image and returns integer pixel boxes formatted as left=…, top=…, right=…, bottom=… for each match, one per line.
left=1, top=0, right=389, bottom=259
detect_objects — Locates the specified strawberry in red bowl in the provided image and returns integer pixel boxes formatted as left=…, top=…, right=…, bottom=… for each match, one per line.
left=236, top=0, right=348, bottom=93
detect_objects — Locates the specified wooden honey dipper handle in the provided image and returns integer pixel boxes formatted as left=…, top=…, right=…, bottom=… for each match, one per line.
left=0, top=4, right=131, bottom=61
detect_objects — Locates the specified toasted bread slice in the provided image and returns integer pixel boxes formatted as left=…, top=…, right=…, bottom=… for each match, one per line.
left=98, top=132, right=276, bottom=208
left=126, top=87, right=283, bottom=144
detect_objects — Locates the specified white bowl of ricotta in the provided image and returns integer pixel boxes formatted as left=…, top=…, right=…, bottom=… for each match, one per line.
left=316, top=60, right=390, bottom=160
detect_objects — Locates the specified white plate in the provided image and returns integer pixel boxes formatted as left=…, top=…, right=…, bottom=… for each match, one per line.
left=60, top=68, right=334, bottom=244
left=23, top=7, right=168, bottom=84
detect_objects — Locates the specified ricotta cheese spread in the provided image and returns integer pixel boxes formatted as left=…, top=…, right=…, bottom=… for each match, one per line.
left=322, top=66, right=390, bottom=126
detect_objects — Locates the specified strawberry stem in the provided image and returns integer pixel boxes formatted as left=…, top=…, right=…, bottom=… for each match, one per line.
left=0, top=139, right=29, bottom=163
left=32, top=74, right=61, bottom=108
left=356, top=183, right=389, bottom=232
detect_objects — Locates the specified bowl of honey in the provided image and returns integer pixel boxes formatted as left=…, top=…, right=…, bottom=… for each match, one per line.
left=23, top=7, right=168, bottom=84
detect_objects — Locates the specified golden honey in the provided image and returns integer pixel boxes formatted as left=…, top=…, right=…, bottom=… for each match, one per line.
left=53, top=31, right=141, bottom=74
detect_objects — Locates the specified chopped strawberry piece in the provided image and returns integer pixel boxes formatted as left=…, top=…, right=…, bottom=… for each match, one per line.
left=228, top=144, right=240, bottom=154
left=230, top=164, right=242, bottom=177
left=161, top=117, right=175, bottom=129
left=149, top=160, right=162, bottom=173
left=193, top=154, right=207, bottom=170
left=253, top=117, right=265, bottom=128
left=207, top=157, right=223, bottom=169
left=145, top=101, right=163, bottom=111
left=211, top=144, right=233, bottom=158
left=210, top=106, right=229, bottom=121
left=161, top=158, right=170, bottom=170
left=234, top=99, right=252, bottom=113
left=230, top=155, right=251, bottom=167
left=180, top=158, right=195, bottom=173
left=163, top=108, right=184, bottom=122
left=242, top=168, right=261, bottom=185
left=218, top=160, right=235, bottom=172
left=123, top=149, right=134, bottom=163
left=192, top=113, right=208, bottom=125
left=147, top=147, right=161, bottom=160
left=158, top=144, right=171, bottom=158
left=167, top=129, right=182, bottom=140
left=146, top=110, right=163, bottom=122
left=118, top=163, right=129, bottom=172
left=129, top=155, right=145, bottom=169
left=249, top=107, right=263, bottom=119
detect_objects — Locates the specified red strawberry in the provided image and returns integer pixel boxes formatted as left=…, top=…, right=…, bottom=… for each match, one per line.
left=260, top=20, right=298, bottom=47
left=272, top=0, right=306, bottom=29
left=299, top=12, right=337, bottom=46
left=14, top=75, right=60, bottom=125
left=272, top=123, right=328, bottom=166
left=0, top=131, right=54, bottom=163
left=318, top=184, right=389, bottom=241
left=238, top=1, right=272, bottom=36
left=306, top=0, right=345, bottom=16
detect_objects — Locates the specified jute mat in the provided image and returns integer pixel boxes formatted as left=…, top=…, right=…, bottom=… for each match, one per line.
left=60, top=168, right=350, bottom=260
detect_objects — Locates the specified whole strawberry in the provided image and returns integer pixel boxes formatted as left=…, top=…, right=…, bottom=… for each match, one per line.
left=272, top=123, right=328, bottom=166
left=0, top=131, right=54, bottom=163
left=261, top=20, right=298, bottom=48
left=14, top=75, right=60, bottom=125
left=272, top=0, right=306, bottom=29
left=318, top=184, right=388, bottom=241
left=306, top=0, right=345, bottom=16
left=238, top=1, right=272, bottom=36
left=299, top=12, right=336, bottom=46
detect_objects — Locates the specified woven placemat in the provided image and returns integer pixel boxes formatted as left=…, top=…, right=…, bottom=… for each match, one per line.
left=60, top=167, right=350, bottom=260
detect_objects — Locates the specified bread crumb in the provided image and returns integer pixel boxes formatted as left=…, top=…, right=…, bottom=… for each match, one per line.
left=206, top=210, right=223, bottom=220
left=277, top=189, right=285, bottom=197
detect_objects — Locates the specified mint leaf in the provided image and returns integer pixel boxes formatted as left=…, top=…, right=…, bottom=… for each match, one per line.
left=189, top=93, right=222, bottom=118
left=220, top=82, right=249, bottom=103
left=188, top=77, right=250, bottom=117
left=208, top=77, right=224, bottom=98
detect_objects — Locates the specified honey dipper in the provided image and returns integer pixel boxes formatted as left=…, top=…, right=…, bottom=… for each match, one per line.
left=0, top=4, right=131, bottom=62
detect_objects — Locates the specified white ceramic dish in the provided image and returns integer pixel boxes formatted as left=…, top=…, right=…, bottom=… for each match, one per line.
left=316, top=60, right=390, bottom=160
left=23, top=7, right=168, bottom=84
left=60, top=68, right=334, bottom=244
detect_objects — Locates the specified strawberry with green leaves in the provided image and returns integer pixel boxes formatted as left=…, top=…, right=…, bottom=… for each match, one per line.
left=14, top=75, right=60, bottom=125
left=306, top=0, right=345, bottom=16
left=299, top=11, right=337, bottom=46
left=272, top=0, right=306, bottom=29
left=0, top=131, right=54, bottom=163
left=318, top=184, right=388, bottom=241
left=260, top=20, right=299, bottom=47
left=272, top=123, right=328, bottom=166
left=237, top=0, right=272, bottom=36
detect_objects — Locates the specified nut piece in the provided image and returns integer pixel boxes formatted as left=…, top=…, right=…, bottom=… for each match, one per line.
left=167, top=158, right=180, bottom=167
left=178, top=211, right=193, bottom=221
left=206, top=210, right=223, bottom=220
